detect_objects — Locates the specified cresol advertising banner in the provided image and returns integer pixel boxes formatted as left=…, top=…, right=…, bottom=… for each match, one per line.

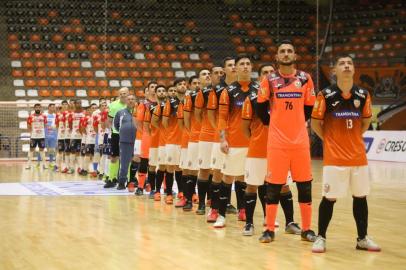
left=364, top=131, right=406, bottom=162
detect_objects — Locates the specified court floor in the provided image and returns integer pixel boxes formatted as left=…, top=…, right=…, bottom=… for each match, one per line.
left=0, top=160, right=405, bottom=270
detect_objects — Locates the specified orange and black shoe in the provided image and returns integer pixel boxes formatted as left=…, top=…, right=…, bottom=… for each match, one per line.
left=183, top=200, right=193, bottom=211
left=127, top=182, right=135, bottom=193
left=192, top=194, right=199, bottom=204
left=154, top=192, right=161, bottom=201
left=175, top=197, right=186, bottom=208
left=177, top=192, right=184, bottom=200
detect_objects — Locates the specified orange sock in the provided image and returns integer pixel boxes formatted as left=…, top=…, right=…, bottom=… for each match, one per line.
left=299, top=203, right=312, bottom=231
left=138, top=173, right=146, bottom=189
left=266, top=204, right=278, bottom=231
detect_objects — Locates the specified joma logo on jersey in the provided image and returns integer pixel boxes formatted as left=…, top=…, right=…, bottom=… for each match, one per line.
left=276, top=92, right=302, bottom=98
left=333, top=111, right=360, bottom=118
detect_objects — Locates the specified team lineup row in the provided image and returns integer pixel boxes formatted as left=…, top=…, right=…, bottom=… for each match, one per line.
left=25, top=40, right=380, bottom=254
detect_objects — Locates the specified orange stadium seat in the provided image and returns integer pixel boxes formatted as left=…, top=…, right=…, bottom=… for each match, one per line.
left=83, top=70, right=94, bottom=78
left=93, top=61, right=103, bottom=68
left=56, top=52, right=67, bottom=59
left=44, top=52, right=55, bottom=59
left=60, top=70, right=71, bottom=78
left=236, top=46, right=246, bottom=53
left=194, top=62, right=204, bottom=69
left=146, top=53, right=156, bottom=60
left=64, top=90, right=75, bottom=97
left=22, top=52, right=32, bottom=59
left=149, top=62, right=159, bottom=68
left=141, top=71, right=152, bottom=78
left=128, top=62, right=137, bottom=68
left=71, top=18, right=81, bottom=25
left=35, top=61, right=46, bottom=68
left=52, top=34, right=63, bottom=43
left=97, top=80, right=108, bottom=88
left=73, top=80, right=85, bottom=88
left=12, top=70, right=23, bottom=77
left=153, top=71, right=163, bottom=78
left=157, top=53, right=167, bottom=60
left=10, top=51, right=20, bottom=59
left=160, top=62, right=170, bottom=68
left=116, top=61, right=126, bottom=68
left=65, top=43, right=76, bottom=51
left=179, top=53, right=188, bottom=61
left=52, top=90, right=63, bottom=97
left=48, top=70, right=58, bottom=78
left=50, top=80, right=60, bottom=87
left=100, top=89, right=111, bottom=97
left=107, top=70, right=118, bottom=77
left=47, top=60, right=57, bottom=68
left=89, top=44, right=98, bottom=51
left=165, top=71, right=174, bottom=78
left=70, top=61, right=81, bottom=68
left=232, top=37, right=242, bottom=45
left=112, top=89, right=119, bottom=96
left=25, top=79, right=36, bottom=88
left=36, top=69, right=47, bottom=77
left=119, top=70, right=129, bottom=78
left=165, top=44, right=175, bottom=51
left=88, top=90, right=99, bottom=97
left=133, top=80, right=143, bottom=87
left=8, top=34, right=18, bottom=41
left=183, top=62, right=193, bottom=69
left=132, top=44, right=142, bottom=51
left=61, top=80, right=73, bottom=87
left=23, top=61, right=34, bottom=68
left=30, top=34, right=41, bottom=42
left=151, top=36, right=160, bottom=43
left=38, top=80, right=49, bottom=87
left=39, top=90, right=50, bottom=97
left=24, top=70, right=35, bottom=77
left=130, top=71, right=141, bottom=78
left=8, top=43, right=19, bottom=50
left=86, top=80, right=97, bottom=88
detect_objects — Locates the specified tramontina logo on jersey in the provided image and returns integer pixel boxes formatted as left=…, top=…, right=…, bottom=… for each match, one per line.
left=332, top=111, right=360, bottom=118
left=276, top=92, right=302, bottom=98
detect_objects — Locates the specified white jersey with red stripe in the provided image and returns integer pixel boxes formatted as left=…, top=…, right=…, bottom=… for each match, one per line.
left=55, top=111, right=67, bottom=140
left=68, top=111, right=85, bottom=140
left=27, top=113, right=47, bottom=139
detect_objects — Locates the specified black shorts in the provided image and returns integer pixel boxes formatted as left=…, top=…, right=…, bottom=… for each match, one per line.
left=111, top=133, right=120, bottom=157
left=80, top=143, right=86, bottom=156
left=86, top=144, right=95, bottom=155
left=70, top=139, right=82, bottom=153
left=30, top=138, right=45, bottom=149
left=64, top=139, right=71, bottom=152
left=58, top=140, right=65, bottom=152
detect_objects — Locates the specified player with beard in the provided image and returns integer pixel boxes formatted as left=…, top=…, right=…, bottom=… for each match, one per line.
left=149, top=85, right=168, bottom=201
left=80, top=103, right=98, bottom=177
left=182, top=76, right=202, bottom=211
left=55, top=101, right=69, bottom=172
left=257, top=40, right=316, bottom=243
left=26, top=103, right=47, bottom=169
left=162, top=80, right=187, bottom=204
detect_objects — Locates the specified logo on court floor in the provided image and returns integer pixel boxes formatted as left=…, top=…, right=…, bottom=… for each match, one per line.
left=324, top=184, right=330, bottom=193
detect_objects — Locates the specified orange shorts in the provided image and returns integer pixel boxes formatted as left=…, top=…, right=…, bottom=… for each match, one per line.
left=140, top=133, right=151, bottom=159
left=266, top=148, right=312, bottom=184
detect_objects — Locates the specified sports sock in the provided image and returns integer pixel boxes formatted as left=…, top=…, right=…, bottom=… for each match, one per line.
left=258, top=184, right=267, bottom=217
left=235, top=181, right=247, bottom=210
left=147, top=171, right=156, bottom=191
left=155, top=170, right=165, bottom=193
left=70, top=154, right=76, bottom=169
left=129, top=161, right=139, bottom=182
left=39, top=151, right=46, bottom=167
left=353, top=197, right=368, bottom=239
left=138, top=173, right=147, bottom=189
left=299, top=203, right=312, bottom=231
left=245, top=192, right=257, bottom=224
left=27, top=151, right=33, bottom=167
left=280, top=191, right=294, bottom=226
left=99, top=155, right=106, bottom=174
left=109, top=161, right=119, bottom=180
left=266, top=204, right=278, bottom=232
left=210, top=182, right=221, bottom=210
left=165, top=172, right=174, bottom=195
left=175, top=170, right=183, bottom=193
left=197, top=180, right=209, bottom=206
left=207, top=174, right=213, bottom=200
left=104, top=158, right=110, bottom=176
left=318, top=197, right=335, bottom=238
left=219, top=183, right=232, bottom=217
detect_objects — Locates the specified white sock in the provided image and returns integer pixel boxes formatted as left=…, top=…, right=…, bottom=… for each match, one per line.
left=70, top=154, right=76, bottom=169
left=99, top=154, right=106, bottom=174
left=27, top=151, right=33, bottom=167
left=84, top=156, right=91, bottom=172
left=39, top=151, right=46, bottom=167
left=104, top=158, right=110, bottom=176
left=56, top=152, right=62, bottom=169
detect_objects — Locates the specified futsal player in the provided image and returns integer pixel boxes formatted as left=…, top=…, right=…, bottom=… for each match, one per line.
left=311, top=55, right=380, bottom=253
left=45, top=103, right=57, bottom=170
left=26, top=103, right=47, bottom=169
left=68, top=100, right=85, bottom=174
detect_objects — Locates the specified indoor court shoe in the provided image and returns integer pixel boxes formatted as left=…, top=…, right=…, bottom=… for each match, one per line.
left=117, top=183, right=126, bottom=190
left=183, top=201, right=193, bottom=211
left=177, top=192, right=183, bottom=199
left=238, top=209, right=246, bottom=221
left=67, top=168, right=74, bottom=174
left=213, top=215, right=226, bottom=228
left=259, top=230, right=275, bottom=243
left=145, top=183, right=151, bottom=192
left=226, top=204, right=237, bottom=214
left=196, top=204, right=206, bottom=215
left=103, top=180, right=116, bottom=188
left=98, top=173, right=104, bottom=180
left=206, top=209, right=219, bottom=223
left=135, top=188, right=144, bottom=196
left=175, top=197, right=186, bottom=208
left=312, top=236, right=326, bottom=253
left=154, top=192, right=161, bottom=201
left=127, top=182, right=135, bottom=193
left=301, top=230, right=317, bottom=242
left=192, top=194, right=199, bottom=204
left=356, top=236, right=381, bottom=252
left=25, top=165, right=31, bottom=170
left=243, top=223, right=254, bottom=236
left=90, top=171, right=98, bottom=178
left=165, top=195, right=174, bottom=205
left=285, top=222, right=301, bottom=235
left=61, top=167, right=68, bottom=173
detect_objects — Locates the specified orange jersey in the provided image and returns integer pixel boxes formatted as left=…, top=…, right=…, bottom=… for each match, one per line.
left=218, top=81, right=257, bottom=148
left=163, top=97, right=183, bottom=145
left=177, top=101, right=190, bottom=149
left=242, top=96, right=268, bottom=158
left=144, top=101, right=160, bottom=148
left=195, top=87, right=216, bottom=142
left=184, top=92, right=201, bottom=143
left=311, top=84, right=372, bottom=166
left=258, top=70, right=316, bottom=149
left=207, top=81, right=229, bottom=142
left=157, top=100, right=167, bottom=147
left=133, top=102, right=143, bottom=140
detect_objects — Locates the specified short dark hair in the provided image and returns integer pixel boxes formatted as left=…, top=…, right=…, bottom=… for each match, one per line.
left=174, top=78, right=186, bottom=86
left=277, top=39, right=295, bottom=50
left=198, top=69, right=210, bottom=77
left=211, top=65, right=222, bottom=71
left=99, top=98, right=106, bottom=102
left=188, top=75, right=199, bottom=85
left=61, top=100, right=68, bottom=105
left=147, top=81, right=157, bottom=88
left=235, top=54, right=251, bottom=64
left=333, top=54, right=354, bottom=66
left=258, top=64, right=275, bottom=75
left=34, top=103, right=41, bottom=107
left=90, top=103, right=97, bottom=107
left=156, top=84, right=167, bottom=91
left=48, top=103, right=55, bottom=108
left=223, top=56, right=235, bottom=67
